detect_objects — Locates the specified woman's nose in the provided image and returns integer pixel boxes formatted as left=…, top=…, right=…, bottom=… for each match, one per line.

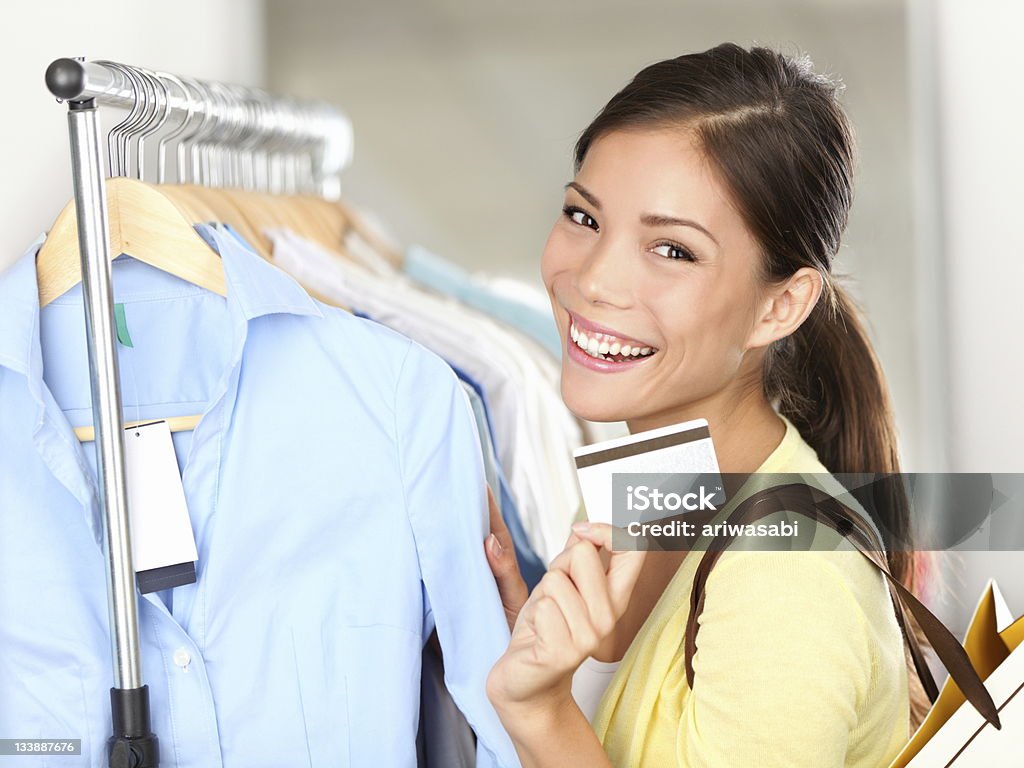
left=574, top=238, right=632, bottom=309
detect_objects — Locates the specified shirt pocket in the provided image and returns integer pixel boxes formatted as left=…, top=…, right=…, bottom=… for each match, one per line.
left=290, top=628, right=350, bottom=767
left=12, top=661, right=92, bottom=767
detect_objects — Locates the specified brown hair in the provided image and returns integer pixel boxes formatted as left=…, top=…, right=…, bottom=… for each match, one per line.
left=575, top=43, right=930, bottom=725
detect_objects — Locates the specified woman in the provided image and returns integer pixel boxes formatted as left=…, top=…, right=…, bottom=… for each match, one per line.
left=483, top=43, right=926, bottom=767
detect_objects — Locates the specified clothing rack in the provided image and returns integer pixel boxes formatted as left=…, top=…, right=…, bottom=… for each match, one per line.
left=43, top=57, right=353, bottom=768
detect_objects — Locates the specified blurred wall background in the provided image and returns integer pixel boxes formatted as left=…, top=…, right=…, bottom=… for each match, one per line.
left=926, top=0, right=1024, bottom=637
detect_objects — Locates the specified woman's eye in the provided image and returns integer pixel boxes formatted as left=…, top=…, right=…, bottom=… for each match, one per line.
left=652, top=243, right=696, bottom=262
left=563, top=206, right=598, bottom=231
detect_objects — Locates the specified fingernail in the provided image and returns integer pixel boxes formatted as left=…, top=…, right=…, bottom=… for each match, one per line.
left=487, top=533, right=504, bottom=557
left=572, top=521, right=591, bottom=534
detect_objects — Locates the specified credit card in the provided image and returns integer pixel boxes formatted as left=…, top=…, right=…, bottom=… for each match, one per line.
left=573, top=418, right=721, bottom=524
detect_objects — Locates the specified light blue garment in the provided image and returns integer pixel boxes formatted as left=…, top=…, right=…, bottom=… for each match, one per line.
left=455, top=371, right=544, bottom=591
left=404, top=245, right=561, bottom=359
left=0, top=225, right=519, bottom=768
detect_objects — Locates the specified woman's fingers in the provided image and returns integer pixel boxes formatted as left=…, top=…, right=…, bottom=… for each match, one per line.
left=569, top=522, right=648, bottom=616
left=534, top=570, right=601, bottom=656
left=484, top=485, right=529, bottom=632
left=547, top=541, right=617, bottom=639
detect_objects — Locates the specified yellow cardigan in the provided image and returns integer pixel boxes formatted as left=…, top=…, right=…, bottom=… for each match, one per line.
left=592, top=414, right=910, bottom=767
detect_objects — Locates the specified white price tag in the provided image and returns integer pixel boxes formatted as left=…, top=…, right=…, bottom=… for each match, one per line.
left=123, top=420, right=198, bottom=593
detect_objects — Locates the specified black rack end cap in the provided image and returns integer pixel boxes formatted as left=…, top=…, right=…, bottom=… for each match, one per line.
left=46, top=58, right=86, bottom=101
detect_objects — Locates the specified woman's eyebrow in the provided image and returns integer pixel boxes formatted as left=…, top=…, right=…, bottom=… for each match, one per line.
left=565, top=181, right=601, bottom=209
left=640, top=213, right=719, bottom=246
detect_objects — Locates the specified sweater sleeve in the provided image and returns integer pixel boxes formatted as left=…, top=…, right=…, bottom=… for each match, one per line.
left=677, top=549, right=875, bottom=768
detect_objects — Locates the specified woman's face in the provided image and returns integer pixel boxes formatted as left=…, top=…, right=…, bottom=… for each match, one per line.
left=542, top=127, right=776, bottom=431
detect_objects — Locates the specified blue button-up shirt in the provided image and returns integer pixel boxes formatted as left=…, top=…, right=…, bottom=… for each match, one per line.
left=0, top=225, right=518, bottom=767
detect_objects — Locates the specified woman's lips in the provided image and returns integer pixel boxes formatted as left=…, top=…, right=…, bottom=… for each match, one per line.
left=568, top=311, right=652, bottom=348
left=565, top=310, right=658, bottom=372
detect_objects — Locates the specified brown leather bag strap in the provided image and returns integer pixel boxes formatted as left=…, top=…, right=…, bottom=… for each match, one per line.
left=682, top=481, right=1001, bottom=728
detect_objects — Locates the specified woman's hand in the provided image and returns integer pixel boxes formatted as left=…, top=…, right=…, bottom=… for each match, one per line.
left=487, top=522, right=647, bottom=712
left=484, top=485, right=529, bottom=632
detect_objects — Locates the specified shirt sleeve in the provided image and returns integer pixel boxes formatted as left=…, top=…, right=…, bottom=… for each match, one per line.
left=394, top=340, right=521, bottom=768
left=678, top=549, right=875, bottom=768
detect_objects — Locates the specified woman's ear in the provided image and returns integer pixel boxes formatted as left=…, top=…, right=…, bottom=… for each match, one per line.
left=745, top=267, right=824, bottom=350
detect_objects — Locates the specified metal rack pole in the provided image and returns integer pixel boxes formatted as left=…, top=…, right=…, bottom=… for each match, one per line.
left=46, top=58, right=159, bottom=768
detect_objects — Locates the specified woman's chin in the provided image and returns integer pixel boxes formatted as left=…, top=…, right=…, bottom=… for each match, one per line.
left=560, top=385, right=635, bottom=425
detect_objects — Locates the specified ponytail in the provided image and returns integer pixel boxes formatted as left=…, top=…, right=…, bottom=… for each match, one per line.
left=766, top=278, right=933, bottom=726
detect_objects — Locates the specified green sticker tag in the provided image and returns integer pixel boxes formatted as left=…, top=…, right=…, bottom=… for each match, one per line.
left=114, top=303, right=134, bottom=348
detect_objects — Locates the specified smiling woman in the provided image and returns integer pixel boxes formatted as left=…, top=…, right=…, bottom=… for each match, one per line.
left=484, top=42, right=929, bottom=768
left=545, top=126, right=786, bottom=437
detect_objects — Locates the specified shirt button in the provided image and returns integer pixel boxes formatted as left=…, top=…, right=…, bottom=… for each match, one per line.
left=173, top=647, right=191, bottom=670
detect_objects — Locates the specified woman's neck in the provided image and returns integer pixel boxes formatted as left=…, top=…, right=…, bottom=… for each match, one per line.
left=624, top=389, right=786, bottom=475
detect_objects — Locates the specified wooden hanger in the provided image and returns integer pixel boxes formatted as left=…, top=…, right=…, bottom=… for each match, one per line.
left=38, top=177, right=226, bottom=308
left=155, top=184, right=356, bottom=312
left=156, top=184, right=216, bottom=222
left=73, top=415, right=201, bottom=443
left=178, top=185, right=270, bottom=260
left=225, top=189, right=322, bottom=258
left=37, top=177, right=225, bottom=440
left=335, top=199, right=404, bottom=271
left=280, top=195, right=348, bottom=251
left=158, top=184, right=358, bottom=311
left=214, top=188, right=290, bottom=256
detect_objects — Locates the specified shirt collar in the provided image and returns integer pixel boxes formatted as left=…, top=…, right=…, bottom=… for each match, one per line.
left=0, top=222, right=323, bottom=377
left=198, top=222, right=323, bottom=322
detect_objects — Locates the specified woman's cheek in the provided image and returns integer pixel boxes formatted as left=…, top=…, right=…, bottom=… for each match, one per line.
left=541, top=225, right=573, bottom=276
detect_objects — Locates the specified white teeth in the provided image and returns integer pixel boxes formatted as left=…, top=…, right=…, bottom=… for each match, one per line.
left=569, top=320, right=657, bottom=361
